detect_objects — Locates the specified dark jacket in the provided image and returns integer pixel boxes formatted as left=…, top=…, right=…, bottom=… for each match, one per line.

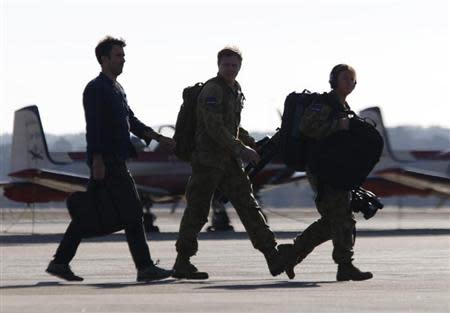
left=83, top=72, right=155, bottom=164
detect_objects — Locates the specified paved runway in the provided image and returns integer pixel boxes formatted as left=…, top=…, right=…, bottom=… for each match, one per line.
left=1, top=207, right=449, bottom=313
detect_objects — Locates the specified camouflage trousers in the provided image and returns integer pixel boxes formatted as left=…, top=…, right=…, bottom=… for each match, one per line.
left=293, top=170, right=355, bottom=264
left=175, top=160, right=276, bottom=257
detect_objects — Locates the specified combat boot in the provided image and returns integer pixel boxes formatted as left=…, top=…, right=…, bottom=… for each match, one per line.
left=263, top=248, right=286, bottom=277
left=172, top=255, right=209, bottom=280
left=137, top=264, right=173, bottom=282
left=278, top=244, right=297, bottom=279
left=336, top=262, right=373, bottom=281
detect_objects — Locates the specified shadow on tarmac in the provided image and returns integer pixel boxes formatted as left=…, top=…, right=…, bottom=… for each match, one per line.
left=1, top=228, right=449, bottom=245
left=0, top=279, right=180, bottom=290
left=0, top=279, right=335, bottom=291
left=197, top=280, right=336, bottom=290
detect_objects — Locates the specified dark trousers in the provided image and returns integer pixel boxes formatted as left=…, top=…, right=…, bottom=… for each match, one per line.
left=53, top=159, right=153, bottom=270
left=53, top=220, right=152, bottom=270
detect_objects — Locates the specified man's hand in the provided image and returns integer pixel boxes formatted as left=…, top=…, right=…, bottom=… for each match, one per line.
left=92, top=154, right=105, bottom=180
left=158, top=136, right=176, bottom=151
left=240, top=145, right=261, bottom=165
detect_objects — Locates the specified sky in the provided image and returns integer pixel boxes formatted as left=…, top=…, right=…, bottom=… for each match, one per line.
left=0, top=0, right=449, bottom=136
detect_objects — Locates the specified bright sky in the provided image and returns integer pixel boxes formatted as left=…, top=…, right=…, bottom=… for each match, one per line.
left=1, top=0, right=449, bottom=135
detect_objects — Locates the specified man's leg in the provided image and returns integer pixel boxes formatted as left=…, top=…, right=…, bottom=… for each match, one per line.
left=317, top=185, right=354, bottom=264
left=277, top=170, right=332, bottom=279
left=318, top=184, right=372, bottom=281
left=279, top=217, right=332, bottom=279
left=290, top=169, right=333, bottom=262
left=173, top=164, right=222, bottom=279
left=105, top=161, right=171, bottom=281
left=124, top=221, right=153, bottom=270
left=292, top=218, right=332, bottom=262
left=219, top=162, right=284, bottom=276
left=46, top=221, right=84, bottom=281
left=53, top=221, right=82, bottom=264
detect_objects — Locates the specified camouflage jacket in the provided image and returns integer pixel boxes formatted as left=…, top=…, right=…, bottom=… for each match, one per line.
left=299, top=91, right=351, bottom=140
left=191, top=75, right=254, bottom=169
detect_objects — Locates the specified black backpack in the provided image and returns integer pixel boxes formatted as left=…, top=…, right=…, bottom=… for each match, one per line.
left=173, top=82, right=204, bottom=162
left=278, top=90, right=323, bottom=171
left=314, top=116, right=384, bottom=190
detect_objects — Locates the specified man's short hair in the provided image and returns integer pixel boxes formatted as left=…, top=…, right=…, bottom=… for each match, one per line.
left=329, top=64, right=356, bottom=89
left=217, top=46, right=243, bottom=65
left=95, top=36, right=126, bottom=65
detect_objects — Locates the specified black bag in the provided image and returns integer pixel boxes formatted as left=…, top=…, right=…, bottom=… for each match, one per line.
left=66, top=181, right=124, bottom=238
left=279, top=90, right=323, bottom=171
left=173, top=82, right=204, bottom=162
left=314, top=116, right=384, bottom=190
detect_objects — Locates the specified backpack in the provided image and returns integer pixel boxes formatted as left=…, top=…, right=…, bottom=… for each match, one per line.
left=173, top=82, right=204, bottom=162
left=314, top=116, right=384, bottom=190
left=278, top=90, right=323, bottom=171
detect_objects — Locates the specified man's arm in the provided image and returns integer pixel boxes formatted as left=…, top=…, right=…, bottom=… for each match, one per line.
left=128, top=107, right=175, bottom=150
left=83, top=83, right=106, bottom=180
left=198, top=83, right=260, bottom=164
left=83, top=83, right=105, bottom=155
left=128, top=107, right=157, bottom=143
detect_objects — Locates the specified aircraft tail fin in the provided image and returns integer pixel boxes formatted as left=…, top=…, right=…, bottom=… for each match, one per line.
left=358, top=106, right=399, bottom=162
left=10, top=105, right=65, bottom=173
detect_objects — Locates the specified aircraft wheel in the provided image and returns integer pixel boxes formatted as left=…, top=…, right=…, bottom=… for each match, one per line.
left=143, top=212, right=160, bottom=233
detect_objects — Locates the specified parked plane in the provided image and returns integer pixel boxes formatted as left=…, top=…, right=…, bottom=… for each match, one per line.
left=359, top=107, right=450, bottom=198
left=0, top=105, right=299, bottom=231
left=1, top=105, right=448, bottom=232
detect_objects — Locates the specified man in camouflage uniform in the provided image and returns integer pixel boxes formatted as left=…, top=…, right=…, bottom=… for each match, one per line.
left=279, top=64, right=373, bottom=281
left=173, top=47, right=285, bottom=279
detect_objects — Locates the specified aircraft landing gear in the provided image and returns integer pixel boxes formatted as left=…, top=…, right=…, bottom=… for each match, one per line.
left=142, top=199, right=160, bottom=233
left=205, top=191, right=270, bottom=232
left=206, top=196, right=234, bottom=232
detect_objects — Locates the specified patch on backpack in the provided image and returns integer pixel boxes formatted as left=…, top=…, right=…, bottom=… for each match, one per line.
left=205, top=96, right=219, bottom=109
left=310, top=103, right=323, bottom=112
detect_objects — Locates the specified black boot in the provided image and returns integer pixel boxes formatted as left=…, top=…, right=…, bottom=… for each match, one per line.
left=137, top=264, right=173, bottom=282
left=172, top=255, right=209, bottom=280
left=263, top=248, right=286, bottom=277
left=46, top=260, right=83, bottom=281
left=337, top=262, right=373, bottom=281
left=278, top=244, right=297, bottom=279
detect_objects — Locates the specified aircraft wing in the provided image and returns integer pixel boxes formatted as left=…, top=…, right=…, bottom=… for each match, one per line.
left=134, top=184, right=170, bottom=198
left=267, top=171, right=308, bottom=186
left=254, top=169, right=308, bottom=193
left=0, top=181, right=16, bottom=189
left=8, top=168, right=89, bottom=193
left=375, top=167, right=450, bottom=197
left=8, top=168, right=170, bottom=198
left=286, top=171, right=308, bottom=182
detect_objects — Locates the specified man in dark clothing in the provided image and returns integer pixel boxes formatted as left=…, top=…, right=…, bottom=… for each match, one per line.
left=46, top=36, right=175, bottom=282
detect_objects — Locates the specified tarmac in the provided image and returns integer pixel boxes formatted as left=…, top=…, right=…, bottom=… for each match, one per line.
left=1, top=206, right=449, bottom=313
